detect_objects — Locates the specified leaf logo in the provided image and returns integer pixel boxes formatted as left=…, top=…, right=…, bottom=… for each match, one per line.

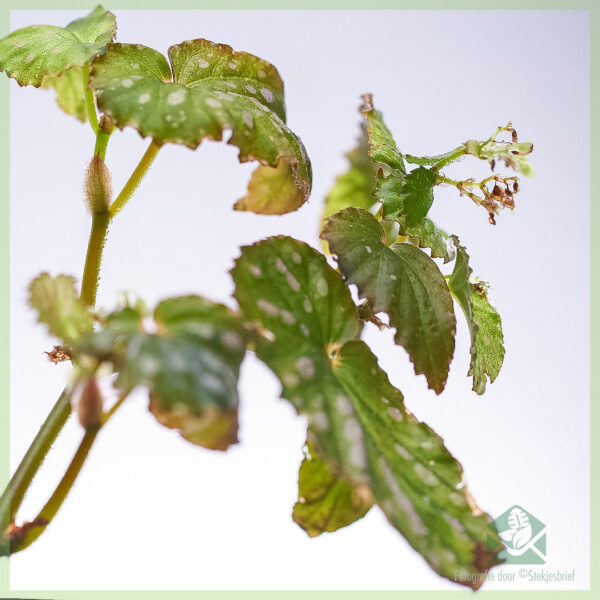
left=499, top=507, right=533, bottom=551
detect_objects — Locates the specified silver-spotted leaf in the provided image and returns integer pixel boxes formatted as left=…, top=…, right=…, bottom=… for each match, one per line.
left=28, top=273, right=94, bottom=346
left=321, top=208, right=456, bottom=394
left=231, top=236, right=500, bottom=587
left=77, top=295, right=248, bottom=450
left=90, top=40, right=311, bottom=214
left=0, top=5, right=115, bottom=123
left=293, top=442, right=374, bottom=537
left=447, top=240, right=505, bottom=394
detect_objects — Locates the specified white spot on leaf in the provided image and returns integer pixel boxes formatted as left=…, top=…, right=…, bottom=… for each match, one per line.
left=168, top=89, right=187, bottom=105
left=388, top=407, right=403, bottom=422
left=260, top=87, right=274, bottom=102
left=296, top=357, right=315, bottom=378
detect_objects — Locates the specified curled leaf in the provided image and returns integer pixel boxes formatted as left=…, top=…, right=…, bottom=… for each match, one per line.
left=447, top=239, right=505, bottom=394
left=90, top=40, right=312, bottom=214
left=294, top=442, right=374, bottom=537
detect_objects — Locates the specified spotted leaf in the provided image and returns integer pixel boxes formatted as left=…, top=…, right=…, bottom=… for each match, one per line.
left=231, top=236, right=499, bottom=588
left=28, top=273, right=94, bottom=347
left=0, top=6, right=115, bottom=120
left=447, top=241, right=505, bottom=394
left=294, top=442, right=374, bottom=537
left=77, top=295, right=248, bottom=450
left=322, top=208, right=456, bottom=394
left=90, top=40, right=311, bottom=214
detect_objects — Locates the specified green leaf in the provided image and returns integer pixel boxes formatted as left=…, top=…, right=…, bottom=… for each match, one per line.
left=465, top=138, right=534, bottom=177
left=404, top=147, right=463, bottom=167
left=321, top=208, right=456, bottom=394
left=41, top=67, right=87, bottom=122
left=90, top=41, right=312, bottom=214
left=360, top=94, right=405, bottom=174
left=379, top=166, right=436, bottom=227
left=0, top=6, right=116, bottom=87
left=77, top=295, right=248, bottom=450
left=231, top=236, right=499, bottom=587
left=447, top=241, right=505, bottom=394
left=376, top=172, right=455, bottom=263
left=28, top=273, right=94, bottom=346
left=294, top=442, right=374, bottom=537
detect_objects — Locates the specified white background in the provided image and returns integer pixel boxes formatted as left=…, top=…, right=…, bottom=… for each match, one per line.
left=9, top=9, right=590, bottom=591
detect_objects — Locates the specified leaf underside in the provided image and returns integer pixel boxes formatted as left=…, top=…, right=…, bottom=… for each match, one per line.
left=231, top=235, right=499, bottom=588
left=322, top=208, right=456, bottom=394
left=90, top=40, right=312, bottom=214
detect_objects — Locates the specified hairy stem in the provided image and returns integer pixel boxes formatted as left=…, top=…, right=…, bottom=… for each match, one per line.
left=80, top=212, right=110, bottom=307
left=0, top=120, right=158, bottom=554
left=108, top=141, right=160, bottom=219
left=0, top=390, right=72, bottom=534
left=10, top=392, right=129, bottom=555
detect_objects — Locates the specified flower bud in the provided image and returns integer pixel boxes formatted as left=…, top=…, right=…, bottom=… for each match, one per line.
left=84, top=156, right=112, bottom=215
left=75, top=377, right=104, bottom=430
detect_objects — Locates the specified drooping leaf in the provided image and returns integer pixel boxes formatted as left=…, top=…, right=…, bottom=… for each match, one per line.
left=28, top=273, right=94, bottom=346
left=77, top=295, right=248, bottom=450
left=293, top=442, right=374, bottom=537
left=90, top=40, right=311, bottom=214
left=231, top=236, right=500, bottom=588
left=447, top=240, right=505, bottom=394
left=0, top=5, right=116, bottom=121
left=321, top=208, right=456, bottom=394
left=41, top=67, right=87, bottom=122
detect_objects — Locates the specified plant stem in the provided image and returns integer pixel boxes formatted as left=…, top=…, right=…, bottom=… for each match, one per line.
left=0, top=390, right=72, bottom=531
left=108, top=141, right=160, bottom=219
left=82, top=65, right=98, bottom=135
left=1, top=135, right=159, bottom=554
left=10, top=392, right=128, bottom=554
left=80, top=212, right=110, bottom=307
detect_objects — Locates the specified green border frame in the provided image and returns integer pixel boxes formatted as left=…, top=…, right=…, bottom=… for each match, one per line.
left=0, top=2, right=595, bottom=598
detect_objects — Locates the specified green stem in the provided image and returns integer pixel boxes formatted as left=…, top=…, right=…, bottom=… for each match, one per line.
left=10, top=392, right=128, bottom=555
left=82, top=65, right=98, bottom=135
left=108, top=141, right=160, bottom=219
left=1, top=136, right=159, bottom=555
left=94, top=128, right=111, bottom=162
left=80, top=212, right=110, bottom=307
left=0, top=390, right=72, bottom=533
